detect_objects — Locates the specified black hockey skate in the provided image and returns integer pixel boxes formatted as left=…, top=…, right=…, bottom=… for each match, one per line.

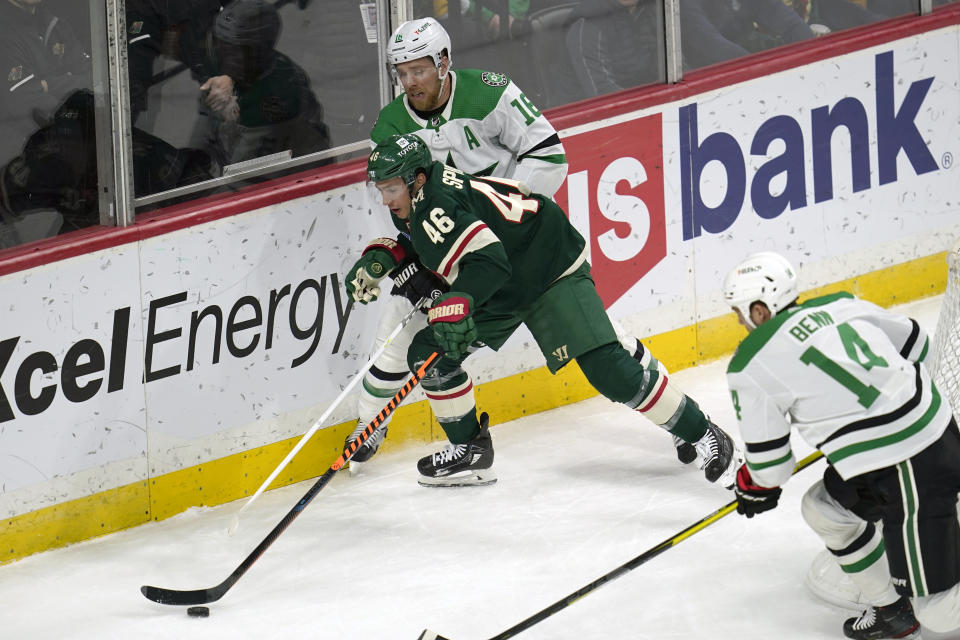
left=672, top=434, right=698, bottom=464
left=843, top=596, right=921, bottom=640
left=345, top=421, right=388, bottom=472
left=693, top=420, right=742, bottom=487
left=417, top=413, right=496, bottom=487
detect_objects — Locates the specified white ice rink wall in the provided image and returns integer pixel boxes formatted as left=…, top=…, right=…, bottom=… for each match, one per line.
left=2, top=11, right=958, bottom=562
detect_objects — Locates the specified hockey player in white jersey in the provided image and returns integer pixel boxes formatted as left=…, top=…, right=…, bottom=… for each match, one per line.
left=345, top=17, right=696, bottom=473
left=723, top=252, right=960, bottom=639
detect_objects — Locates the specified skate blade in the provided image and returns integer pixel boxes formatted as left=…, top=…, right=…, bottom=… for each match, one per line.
left=348, top=459, right=365, bottom=477
left=418, top=470, right=497, bottom=487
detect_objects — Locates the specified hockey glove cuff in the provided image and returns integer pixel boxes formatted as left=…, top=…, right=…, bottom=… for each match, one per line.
left=390, top=257, right=449, bottom=309
left=428, top=292, right=478, bottom=361
left=346, top=238, right=407, bottom=304
left=735, top=465, right=782, bottom=518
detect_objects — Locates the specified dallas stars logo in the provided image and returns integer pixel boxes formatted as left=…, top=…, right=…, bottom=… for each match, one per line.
left=481, top=72, right=509, bottom=87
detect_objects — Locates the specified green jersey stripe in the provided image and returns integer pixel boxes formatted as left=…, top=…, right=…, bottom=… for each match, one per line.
left=899, top=460, right=927, bottom=597
left=747, top=450, right=793, bottom=471
left=827, top=386, right=942, bottom=463
left=840, top=538, right=887, bottom=573
left=363, top=379, right=405, bottom=398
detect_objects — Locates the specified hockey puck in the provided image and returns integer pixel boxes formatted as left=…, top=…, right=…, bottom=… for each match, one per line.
left=187, top=606, right=210, bottom=617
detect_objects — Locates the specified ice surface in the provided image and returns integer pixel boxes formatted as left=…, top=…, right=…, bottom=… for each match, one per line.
left=1, top=296, right=955, bottom=640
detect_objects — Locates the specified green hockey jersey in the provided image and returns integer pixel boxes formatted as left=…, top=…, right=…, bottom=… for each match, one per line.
left=405, top=162, right=586, bottom=313
left=371, top=69, right=567, bottom=197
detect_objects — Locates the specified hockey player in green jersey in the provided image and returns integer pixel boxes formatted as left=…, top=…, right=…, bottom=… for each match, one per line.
left=723, top=252, right=960, bottom=639
left=345, top=17, right=689, bottom=470
left=350, top=132, right=742, bottom=490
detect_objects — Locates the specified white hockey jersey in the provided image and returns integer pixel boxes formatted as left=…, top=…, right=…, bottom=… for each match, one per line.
left=727, top=292, right=953, bottom=487
left=370, top=69, right=568, bottom=197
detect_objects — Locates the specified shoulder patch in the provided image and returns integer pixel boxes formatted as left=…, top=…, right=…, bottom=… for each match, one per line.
left=481, top=71, right=509, bottom=87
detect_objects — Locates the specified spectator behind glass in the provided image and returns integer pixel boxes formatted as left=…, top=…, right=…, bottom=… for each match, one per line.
left=806, top=0, right=954, bottom=32
left=189, top=0, right=331, bottom=174
left=565, top=0, right=664, bottom=99
left=679, top=0, right=815, bottom=70
left=784, top=0, right=882, bottom=32
left=0, top=89, right=213, bottom=248
left=0, top=0, right=91, bottom=170
left=465, top=0, right=530, bottom=40
left=126, top=0, right=223, bottom=125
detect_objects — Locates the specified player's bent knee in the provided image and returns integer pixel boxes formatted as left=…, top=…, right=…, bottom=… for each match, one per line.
left=578, top=342, right=685, bottom=425
left=576, top=342, right=643, bottom=404
left=914, top=583, right=960, bottom=633
left=801, top=481, right=869, bottom=549
left=407, top=327, right=440, bottom=372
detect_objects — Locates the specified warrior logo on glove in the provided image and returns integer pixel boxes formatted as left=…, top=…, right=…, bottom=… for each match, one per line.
left=391, top=256, right=448, bottom=307
left=428, top=292, right=478, bottom=360
left=428, top=300, right=469, bottom=322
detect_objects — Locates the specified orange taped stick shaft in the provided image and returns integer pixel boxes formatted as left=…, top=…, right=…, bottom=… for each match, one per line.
left=332, top=351, right=441, bottom=470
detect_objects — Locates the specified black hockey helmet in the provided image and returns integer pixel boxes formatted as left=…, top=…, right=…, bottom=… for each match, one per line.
left=212, top=0, right=282, bottom=84
left=214, top=0, right=281, bottom=48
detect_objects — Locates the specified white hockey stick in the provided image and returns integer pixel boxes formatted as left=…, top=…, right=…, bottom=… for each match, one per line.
left=226, top=298, right=425, bottom=535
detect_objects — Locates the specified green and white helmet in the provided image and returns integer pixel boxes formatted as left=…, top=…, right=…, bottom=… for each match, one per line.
left=723, top=251, right=799, bottom=329
left=386, top=18, right=451, bottom=83
left=367, top=134, right=433, bottom=187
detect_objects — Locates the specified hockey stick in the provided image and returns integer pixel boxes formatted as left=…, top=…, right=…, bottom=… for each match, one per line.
left=418, top=450, right=825, bottom=640
left=141, top=350, right=442, bottom=607
left=226, top=299, right=426, bottom=535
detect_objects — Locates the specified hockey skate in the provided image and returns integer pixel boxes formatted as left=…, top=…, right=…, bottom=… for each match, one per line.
left=693, top=420, right=742, bottom=487
left=417, top=413, right=496, bottom=487
left=843, top=596, right=921, bottom=640
left=345, top=421, right=388, bottom=475
left=672, top=434, right=697, bottom=464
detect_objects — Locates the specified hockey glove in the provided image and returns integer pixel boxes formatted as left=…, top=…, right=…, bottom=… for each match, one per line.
left=427, top=292, right=478, bottom=361
left=346, top=237, right=407, bottom=304
left=735, top=465, right=782, bottom=518
left=390, top=256, right=449, bottom=309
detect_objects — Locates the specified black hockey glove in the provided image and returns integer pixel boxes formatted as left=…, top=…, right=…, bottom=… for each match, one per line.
left=735, top=465, right=782, bottom=518
left=390, top=256, right=448, bottom=309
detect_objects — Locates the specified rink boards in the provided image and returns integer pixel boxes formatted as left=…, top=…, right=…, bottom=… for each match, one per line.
left=1, top=13, right=959, bottom=563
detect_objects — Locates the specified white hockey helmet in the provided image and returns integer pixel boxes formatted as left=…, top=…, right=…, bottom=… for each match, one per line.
left=386, top=18, right=451, bottom=83
left=723, top=252, right=799, bottom=329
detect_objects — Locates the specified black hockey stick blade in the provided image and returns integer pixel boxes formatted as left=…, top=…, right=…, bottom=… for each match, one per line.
left=141, top=464, right=340, bottom=605
left=141, top=584, right=226, bottom=606
left=418, top=450, right=824, bottom=640
left=141, top=352, right=441, bottom=606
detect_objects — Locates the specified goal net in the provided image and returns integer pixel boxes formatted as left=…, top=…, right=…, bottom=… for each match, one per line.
left=930, top=240, right=960, bottom=421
